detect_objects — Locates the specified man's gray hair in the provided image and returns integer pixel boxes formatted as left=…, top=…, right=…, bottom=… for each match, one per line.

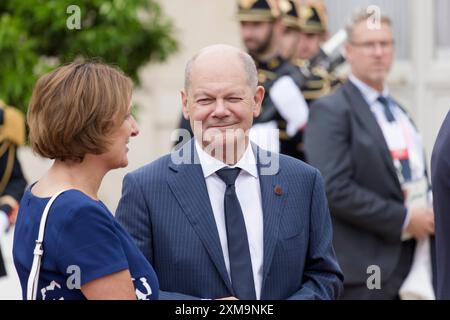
left=184, top=48, right=258, bottom=91
left=345, top=7, right=392, bottom=42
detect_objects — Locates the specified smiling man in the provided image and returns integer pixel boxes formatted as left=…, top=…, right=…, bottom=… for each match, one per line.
left=182, top=46, right=264, bottom=165
left=116, top=44, right=343, bottom=300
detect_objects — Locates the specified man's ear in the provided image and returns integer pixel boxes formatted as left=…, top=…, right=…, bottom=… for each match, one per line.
left=181, top=89, right=189, bottom=120
left=253, top=86, right=265, bottom=117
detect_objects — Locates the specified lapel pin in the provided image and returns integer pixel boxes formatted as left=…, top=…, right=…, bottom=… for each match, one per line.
left=274, top=185, right=282, bottom=196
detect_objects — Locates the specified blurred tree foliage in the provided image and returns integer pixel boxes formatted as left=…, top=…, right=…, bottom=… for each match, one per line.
left=0, top=0, right=178, bottom=114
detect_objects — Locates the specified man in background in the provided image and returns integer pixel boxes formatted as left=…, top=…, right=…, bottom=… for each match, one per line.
left=305, top=9, right=435, bottom=299
left=278, top=0, right=345, bottom=161
left=293, top=0, right=343, bottom=103
left=237, top=0, right=310, bottom=160
left=296, top=0, right=328, bottom=61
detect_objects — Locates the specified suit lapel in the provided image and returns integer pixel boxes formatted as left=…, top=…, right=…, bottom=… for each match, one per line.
left=167, top=140, right=233, bottom=293
left=343, top=81, right=402, bottom=191
left=252, top=144, right=287, bottom=291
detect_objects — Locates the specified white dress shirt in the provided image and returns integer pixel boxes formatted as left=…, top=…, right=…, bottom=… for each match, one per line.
left=195, top=140, right=264, bottom=299
left=349, top=74, right=427, bottom=231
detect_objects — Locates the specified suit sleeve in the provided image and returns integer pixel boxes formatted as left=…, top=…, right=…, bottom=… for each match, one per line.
left=431, top=111, right=450, bottom=300
left=116, top=173, right=153, bottom=261
left=287, top=170, right=344, bottom=300
left=304, top=99, right=406, bottom=242
left=116, top=172, right=204, bottom=300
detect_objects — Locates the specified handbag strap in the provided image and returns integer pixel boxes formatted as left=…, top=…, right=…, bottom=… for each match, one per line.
left=26, top=190, right=67, bottom=300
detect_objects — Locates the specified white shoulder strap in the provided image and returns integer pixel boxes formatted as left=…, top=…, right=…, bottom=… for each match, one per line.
left=26, top=190, right=67, bottom=300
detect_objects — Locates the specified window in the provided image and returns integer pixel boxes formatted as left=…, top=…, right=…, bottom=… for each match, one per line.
left=434, top=0, right=450, bottom=59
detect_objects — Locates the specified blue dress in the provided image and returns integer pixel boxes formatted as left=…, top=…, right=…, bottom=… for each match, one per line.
left=13, top=188, right=159, bottom=300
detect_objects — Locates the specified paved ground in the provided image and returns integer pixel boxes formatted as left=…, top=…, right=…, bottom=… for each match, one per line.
left=0, top=229, right=22, bottom=300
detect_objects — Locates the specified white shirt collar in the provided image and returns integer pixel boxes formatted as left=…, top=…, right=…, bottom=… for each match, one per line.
left=195, top=139, right=258, bottom=178
left=349, top=74, right=390, bottom=106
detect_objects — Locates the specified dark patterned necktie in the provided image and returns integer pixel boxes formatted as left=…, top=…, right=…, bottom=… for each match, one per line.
left=216, top=167, right=256, bottom=300
left=377, top=95, right=396, bottom=122
left=377, top=96, right=412, bottom=181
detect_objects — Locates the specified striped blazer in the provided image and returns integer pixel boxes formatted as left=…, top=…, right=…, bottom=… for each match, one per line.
left=116, top=139, right=343, bottom=300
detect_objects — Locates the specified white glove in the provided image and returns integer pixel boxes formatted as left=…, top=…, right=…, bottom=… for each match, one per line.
left=0, top=210, right=9, bottom=234
left=269, top=75, right=309, bottom=137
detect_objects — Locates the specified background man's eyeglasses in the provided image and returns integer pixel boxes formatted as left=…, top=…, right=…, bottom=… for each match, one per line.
left=350, top=40, right=395, bottom=53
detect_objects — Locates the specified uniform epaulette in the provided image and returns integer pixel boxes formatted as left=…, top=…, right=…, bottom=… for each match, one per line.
left=301, top=67, right=342, bottom=100
left=0, top=101, right=26, bottom=146
left=257, top=69, right=278, bottom=84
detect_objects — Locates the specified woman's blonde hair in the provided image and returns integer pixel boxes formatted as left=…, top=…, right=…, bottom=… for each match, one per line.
left=27, top=60, right=133, bottom=162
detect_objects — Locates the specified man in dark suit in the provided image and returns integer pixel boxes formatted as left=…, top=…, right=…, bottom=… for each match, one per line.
left=117, top=44, right=343, bottom=300
left=431, top=111, right=450, bottom=300
left=304, top=9, right=434, bottom=299
left=0, top=101, right=27, bottom=277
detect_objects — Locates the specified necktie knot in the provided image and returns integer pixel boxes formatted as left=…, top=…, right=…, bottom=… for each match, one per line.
left=377, top=95, right=389, bottom=106
left=216, top=168, right=241, bottom=186
left=216, top=165, right=256, bottom=299
left=377, top=95, right=395, bottom=122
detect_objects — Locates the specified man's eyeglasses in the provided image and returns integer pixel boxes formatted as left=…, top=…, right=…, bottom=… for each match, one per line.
left=350, top=40, right=395, bottom=53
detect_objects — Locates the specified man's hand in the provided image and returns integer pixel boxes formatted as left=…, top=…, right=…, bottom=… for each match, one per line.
left=215, top=296, right=239, bottom=300
left=0, top=206, right=19, bottom=234
left=406, top=206, right=435, bottom=241
left=8, top=205, right=18, bottom=226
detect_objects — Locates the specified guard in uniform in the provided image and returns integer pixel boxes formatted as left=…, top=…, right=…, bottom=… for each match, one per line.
left=296, top=0, right=329, bottom=61
left=0, top=100, right=27, bottom=277
left=294, top=0, right=343, bottom=103
left=238, top=0, right=310, bottom=159
left=276, top=0, right=345, bottom=160
left=279, top=0, right=303, bottom=61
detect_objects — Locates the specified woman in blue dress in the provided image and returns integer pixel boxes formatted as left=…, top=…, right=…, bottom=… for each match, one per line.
left=13, top=60, right=159, bottom=300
